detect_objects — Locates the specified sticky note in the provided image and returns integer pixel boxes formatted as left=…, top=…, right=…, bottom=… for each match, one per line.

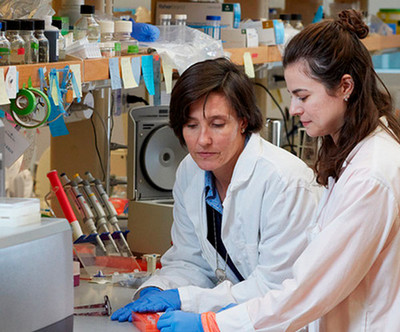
left=162, top=62, right=173, bottom=94
left=0, top=68, right=10, bottom=105
left=141, top=55, right=155, bottom=96
left=131, top=57, right=141, bottom=86
left=109, top=57, right=122, bottom=90
left=51, top=76, right=59, bottom=106
left=5, top=66, right=17, bottom=99
left=70, top=64, right=82, bottom=98
left=121, top=57, right=138, bottom=89
left=3, top=119, right=30, bottom=167
left=243, top=52, right=255, bottom=78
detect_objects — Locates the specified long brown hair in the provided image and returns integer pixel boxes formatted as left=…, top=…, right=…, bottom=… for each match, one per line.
left=283, top=9, right=400, bottom=186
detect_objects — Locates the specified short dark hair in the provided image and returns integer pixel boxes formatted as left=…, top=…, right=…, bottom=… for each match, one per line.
left=169, top=57, right=264, bottom=145
left=283, top=9, right=400, bottom=186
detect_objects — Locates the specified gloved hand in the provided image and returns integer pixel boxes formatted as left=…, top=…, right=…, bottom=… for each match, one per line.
left=157, top=310, right=204, bottom=332
left=217, top=303, right=237, bottom=312
left=132, top=289, right=181, bottom=313
left=129, top=18, right=160, bottom=42
left=110, top=287, right=161, bottom=322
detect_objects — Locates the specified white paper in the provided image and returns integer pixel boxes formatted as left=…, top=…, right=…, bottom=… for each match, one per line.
left=3, top=119, right=30, bottom=167
left=5, top=66, right=17, bottom=99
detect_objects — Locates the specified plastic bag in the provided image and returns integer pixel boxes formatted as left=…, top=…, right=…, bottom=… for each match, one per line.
left=142, top=25, right=225, bottom=75
left=0, top=0, right=54, bottom=19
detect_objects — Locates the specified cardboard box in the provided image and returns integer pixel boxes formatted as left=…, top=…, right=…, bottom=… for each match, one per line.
left=257, top=20, right=284, bottom=46
left=221, top=28, right=258, bottom=48
left=155, top=2, right=241, bottom=28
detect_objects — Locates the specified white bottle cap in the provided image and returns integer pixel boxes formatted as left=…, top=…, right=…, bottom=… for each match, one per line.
left=175, top=14, right=187, bottom=20
left=160, top=14, right=172, bottom=19
left=99, top=20, right=115, bottom=34
left=115, top=20, right=132, bottom=33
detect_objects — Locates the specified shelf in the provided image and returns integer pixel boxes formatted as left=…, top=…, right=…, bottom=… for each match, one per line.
left=1, top=34, right=399, bottom=88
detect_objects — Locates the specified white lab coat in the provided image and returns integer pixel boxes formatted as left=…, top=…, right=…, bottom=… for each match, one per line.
left=139, top=133, right=320, bottom=308
left=179, top=121, right=400, bottom=331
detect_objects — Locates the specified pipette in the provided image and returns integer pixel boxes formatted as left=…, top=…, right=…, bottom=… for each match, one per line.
left=60, top=173, right=107, bottom=254
left=47, top=170, right=83, bottom=241
left=85, top=171, right=133, bottom=257
left=73, top=173, right=120, bottom=254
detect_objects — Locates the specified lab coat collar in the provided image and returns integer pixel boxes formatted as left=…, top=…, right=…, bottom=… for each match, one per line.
left=227, top=133, right=261, bottom=193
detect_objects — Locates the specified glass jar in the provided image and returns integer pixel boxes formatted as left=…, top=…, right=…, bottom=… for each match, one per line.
left=0, top=21, right=11, bottom=65
left=73, top=5, right=100, bottom=43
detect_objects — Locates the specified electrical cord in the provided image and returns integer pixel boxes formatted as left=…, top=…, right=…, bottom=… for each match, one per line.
left=90, top=114, right=106, bottom=182
left=126, top=94, right=149, bottom=105
left=254, top=82, right=296, bottom=155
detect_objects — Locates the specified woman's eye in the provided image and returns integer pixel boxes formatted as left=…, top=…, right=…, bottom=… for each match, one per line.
left=212, top=123, right=225, bottom=128
left=298, top=96, right=308, bottom=101
left=185, top=124, right=197, bottom=129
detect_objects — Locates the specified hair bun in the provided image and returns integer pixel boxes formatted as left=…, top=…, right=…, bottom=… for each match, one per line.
left=337, top=9, right=369, bottom=39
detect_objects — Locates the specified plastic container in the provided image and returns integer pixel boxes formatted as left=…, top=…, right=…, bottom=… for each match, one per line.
left=5, top=20, right=25, bottom=65
left=73, top=5, right=100, bottom=43
left=59, top=0, right=84, bottom=28
left=0, top=197, right=41, bottom=227
left=99, top=41, right=115, bottom=58
left=205, top=15, right=221, bottom=39
left=160, top=14, right=172, bottom=42
left=65, top=37, right=101, bottom=59
left=0, top=21, right=11, bottom=65
left=52, top=19, right=66, bottom=61
left=114, top=20, right=137, bottom=55
left=52, top=16, right=70, bottom=36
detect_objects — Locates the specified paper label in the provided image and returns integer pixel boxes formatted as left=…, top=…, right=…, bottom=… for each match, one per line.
left=3, top=119, right=30, bottom=167
left=109, top=57, right=122, bottom=90
left=0, top=68, right=10, bottom=105
left=243, top=52, right=255, bottom=78
left=5, top=66, right=17, bottom=99
left=121, top=57, right=138, bottom=89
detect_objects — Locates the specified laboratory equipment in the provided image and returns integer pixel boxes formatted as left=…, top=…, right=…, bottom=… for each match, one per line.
left=47, top=169, right=84, bottom=241
left=19, top=19, right=39, bottom=64
left=34, top=20, right=50, bottom=63
left=5, top=20, right=25, bottom=64
left=52, top=19, right=66, bottom=61
left=280, top=13, right=293, bottom=29
left=85, top=171, right=134, bottom=257
left=291, top=14, right=304, bottom=30
left=74, top=295, right=112, bottom=316
left=114, top=20, right=138, bottom=55
left=0, top=218, right=73, bottom=332
left=44, top=15, right=59, bottom=62
left=0, top=197, right=40, bottom=227
left=60, top=173, right=107, bottom=254
left=0, top=21, right=11, bottom=65
left=127, top=106, right=187, bottom=254
left=132, top=312, right=161, bottom=332
left=175, top=14, right=187, bottom=43
left=74, top=173, right=121, bottom=254
left=205, top=15, right=221, bottom=39
left=73, top=5, right=100, bottom=43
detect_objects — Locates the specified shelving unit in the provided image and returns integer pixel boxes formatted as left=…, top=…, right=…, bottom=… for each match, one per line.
left=2, top=34, right=399, bottom=85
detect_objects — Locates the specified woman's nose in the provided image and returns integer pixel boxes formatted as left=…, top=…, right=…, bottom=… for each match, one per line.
left=289, top=100, right=303, bottom=117
left=198, top=126, right=212, bottom=145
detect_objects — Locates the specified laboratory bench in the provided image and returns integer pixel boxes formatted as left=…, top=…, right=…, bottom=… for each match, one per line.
left=74, top=278, right=140, bottom=331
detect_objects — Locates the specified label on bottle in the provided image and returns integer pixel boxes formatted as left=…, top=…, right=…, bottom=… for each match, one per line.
left=127, top=45, right=139, bottom=54
left=0, top=47, right=10, bottom=55
left=17, top=47, right=25, bottom=55
left=31, top=42, right=39, bottom=50
left=115, top=42, right=121, bottom=52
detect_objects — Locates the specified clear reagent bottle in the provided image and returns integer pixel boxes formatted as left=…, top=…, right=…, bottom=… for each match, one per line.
left=206, top=15, right=221, bottom=40
left=291, top=14, right=304, bottom=31
left=20, top=20, right=39, bottom=64
left=114, top=20, right=137, bottom=55
left=0, top=21, right=11, bottom=65
left=175, top=14, right=187, bottom=44
left=160, top=14, right=171, bottom=42
left=279, top=13, right=293, bottom=29
left=5, top=20, right=25, bottom=64
left=73, top=5, right=100, bottom=43
left=34, top=20, right=49, bottom=63
left=52, top=19, right=66, bottom=61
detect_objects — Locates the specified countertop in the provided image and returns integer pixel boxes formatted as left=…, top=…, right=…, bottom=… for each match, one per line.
left=74, top=279, right=140, bottom=331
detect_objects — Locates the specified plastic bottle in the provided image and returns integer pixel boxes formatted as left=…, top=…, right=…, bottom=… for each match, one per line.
left=5, top=20, right=25, bottom=65
left=59, top=0, right=84, bottom=28
left=175, top=14, right=187, bottom=43
left=291, top=14, right=304, bottom=31
left=114, top=20, right=138, bottom=55
left=279, top=14, right=293, bottom=29
left=19, top=20, right=39, bottom=64
left=52, top=19, right=66, bottom=61
left=33, top=20, right=49, bottom=63
left=206, top=15, right=221, bottom=40
left=44, top=16, right=59, bottom=62
left=0, top=21, right=11, bottom=65
left=160, top=14, right=171, bottom=42
left=73, top=5, right=100, bottom=43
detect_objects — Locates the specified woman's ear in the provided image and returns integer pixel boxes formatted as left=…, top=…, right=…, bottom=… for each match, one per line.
left=340, top=74, right=354, bottom=101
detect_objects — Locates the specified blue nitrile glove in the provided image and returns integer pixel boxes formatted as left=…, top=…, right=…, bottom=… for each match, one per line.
left=129, top=18, right=160, bottom=42
left=111, top=287, right=161, bottom=322
left=132, top=289, right=181, bottom=313
left=157, top=310, right=204, bottom=332
left=217, top=303, right=237, bottom=312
